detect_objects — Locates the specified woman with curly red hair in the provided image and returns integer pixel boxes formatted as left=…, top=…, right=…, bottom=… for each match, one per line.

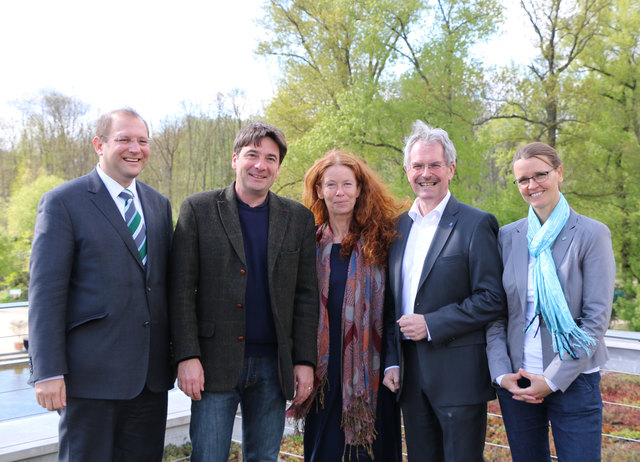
left=289, top=149, right=403, bottom=461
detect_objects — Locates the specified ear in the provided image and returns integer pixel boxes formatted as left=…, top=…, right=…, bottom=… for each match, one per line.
left=447, top=163, right=456, bottom=181
left=316, top=184, right=324, bottom=200
left=232, top=153, right=238, bottom=169
left=556, top=165, right=563, bottom=183
left=92, top=136, right=104, bottom=155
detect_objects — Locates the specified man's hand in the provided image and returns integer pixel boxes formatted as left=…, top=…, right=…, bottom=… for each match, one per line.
left=292, top=365, right=314, bottom=405
left=508, top=368, right=551, bottom=404
left=398, top=314, right=428, bottom=341
left=383, top=368, right=400, bottom=393
left=35, top=378, right=66, bottom=411
left=177, top=358, right=205, bottom=401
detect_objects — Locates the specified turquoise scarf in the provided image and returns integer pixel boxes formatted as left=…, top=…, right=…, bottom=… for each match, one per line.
left=526, top=192, right=595, bottom=359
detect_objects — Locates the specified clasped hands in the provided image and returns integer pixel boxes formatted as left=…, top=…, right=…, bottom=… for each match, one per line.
left=502, top=368, right=552, bottom=404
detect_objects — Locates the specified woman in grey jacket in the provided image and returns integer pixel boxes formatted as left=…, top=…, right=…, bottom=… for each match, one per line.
left=486, top=142, right=616, bottom=462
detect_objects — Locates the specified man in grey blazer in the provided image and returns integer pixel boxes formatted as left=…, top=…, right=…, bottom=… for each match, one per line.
left=28, top=108, right=174, bottom=461
left=383, top=121, right=505, bottom=461
left=169, top=122, right=318, bottom=462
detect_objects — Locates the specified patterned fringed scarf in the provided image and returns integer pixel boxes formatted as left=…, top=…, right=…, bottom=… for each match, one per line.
left=287, top=222, right=385, bottom=458
left=527, top=192, right=595, bottom=359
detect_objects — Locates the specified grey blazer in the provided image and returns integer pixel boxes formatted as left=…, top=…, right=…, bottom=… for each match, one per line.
left=28, top=169, right=174, bottom=398
left=168, top=184, right=319, bottom=400
left=486, top=209, right=616, bottom=392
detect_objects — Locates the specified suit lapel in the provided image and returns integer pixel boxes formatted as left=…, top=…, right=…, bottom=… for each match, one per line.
left=390, top=213, right=412, bottom=311
left=267, top=193, right=289, bottom=275
left=87, top=170, right=145, bottom=270
left=218, top=185, right=246, bottom=265
left=417, top=197, right=458, bottom=290
left=551, top=209, right=578, bottom=268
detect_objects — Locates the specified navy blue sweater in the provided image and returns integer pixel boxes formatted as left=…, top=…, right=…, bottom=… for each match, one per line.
left=237, top=196, right=277, bottom=357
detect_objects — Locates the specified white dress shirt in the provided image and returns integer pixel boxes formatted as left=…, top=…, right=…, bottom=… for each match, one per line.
left=96, top=164, right=146, bottom=225
left=401, top=192, right=451, bottom=318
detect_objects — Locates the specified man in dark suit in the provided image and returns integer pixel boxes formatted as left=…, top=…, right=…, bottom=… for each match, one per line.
left=383, top=121, right=505, bottom=461
left=169, top=122, right=318, bottom=462
left=28, top=108, right=174, bottom=461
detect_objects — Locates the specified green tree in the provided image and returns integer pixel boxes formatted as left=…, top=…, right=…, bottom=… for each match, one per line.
left=1, top=174, right=64, bottom=301
left=562, top=0, right=640, bottom=325
left=260, top=0, right=504, bottom=206
left=13, top=92, right=94, bottom=180
left=490, top=0, right=610, bottom=146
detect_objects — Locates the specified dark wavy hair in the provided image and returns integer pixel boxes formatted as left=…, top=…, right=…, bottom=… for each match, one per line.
left=303, top=149, right=403, bottom=267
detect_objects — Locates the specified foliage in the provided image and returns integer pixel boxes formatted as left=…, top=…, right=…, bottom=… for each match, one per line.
left=7, top=174, right=64, bottom=239
left=0, top=174, right=63, bottom=301
left=0, top=0, right=639, bottom=327
left=261, top=0, right=505, bottom=210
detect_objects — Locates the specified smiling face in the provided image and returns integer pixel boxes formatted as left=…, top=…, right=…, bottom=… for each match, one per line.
left=405, top=140, right=455, bottom=215
left=232, top=136, right=281, bottom=205
left=513, top=155, right=563, bottom=222
left=317, top=164, right=361, bottom=221
left=93, top=113, right=150, bottom=187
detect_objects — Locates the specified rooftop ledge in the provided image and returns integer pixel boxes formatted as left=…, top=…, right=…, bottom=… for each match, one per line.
left=0, top=389, right=192, bottom=462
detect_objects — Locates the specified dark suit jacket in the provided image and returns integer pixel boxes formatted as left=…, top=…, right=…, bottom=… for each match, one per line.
left=28, top=168, right=174, bottom=399
left=486, top=209, right=615, bottom=391
left=168, top=185, right=319, bottom=400
left=384, top=195, right=505, bottom=407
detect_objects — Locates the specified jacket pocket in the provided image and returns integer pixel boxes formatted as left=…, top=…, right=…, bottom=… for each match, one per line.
left=66, top=312, right=109, bottom=332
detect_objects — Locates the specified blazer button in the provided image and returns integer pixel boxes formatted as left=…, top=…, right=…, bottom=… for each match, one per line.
left=143, top=321, right=151, bottom=327
left=240, top=269, right=246, bottom=275
left=237, top=336, right=245, bottom=342
left=236, top=304, right=243, bottom=309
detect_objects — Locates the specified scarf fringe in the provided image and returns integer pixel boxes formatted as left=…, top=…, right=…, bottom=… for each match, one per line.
left=341, top=396, right=377, bottom=460
left=553, top=327, right=596, bottom=359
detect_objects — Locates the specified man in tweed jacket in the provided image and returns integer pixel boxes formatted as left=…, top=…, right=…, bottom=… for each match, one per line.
left=169, top=122, right=319, bottom=462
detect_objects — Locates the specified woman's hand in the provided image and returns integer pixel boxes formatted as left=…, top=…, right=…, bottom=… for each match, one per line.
left=507, top=368, right=552, bottom=404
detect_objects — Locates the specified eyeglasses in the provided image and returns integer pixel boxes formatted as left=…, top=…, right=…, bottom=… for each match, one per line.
left=513, top=169, right=555, bottom=186
left=101, top=136, right=152, bottom=146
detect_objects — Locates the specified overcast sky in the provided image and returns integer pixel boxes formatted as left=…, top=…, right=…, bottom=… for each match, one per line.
left=0, top=1, right=535, bottom=132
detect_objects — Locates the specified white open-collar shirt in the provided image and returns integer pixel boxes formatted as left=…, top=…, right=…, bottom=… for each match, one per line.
left=401, top=191, right=451, bottom=319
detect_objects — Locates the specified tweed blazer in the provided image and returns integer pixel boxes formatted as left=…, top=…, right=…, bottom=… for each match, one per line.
left=486, top=209, right=616, bottom=391
left=169, top=184, right=319, bottom=400
left=28, top=169, right=174, bottom=398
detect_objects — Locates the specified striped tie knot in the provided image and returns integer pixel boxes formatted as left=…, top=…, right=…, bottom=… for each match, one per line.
left=119, top=188, right=147, bottom=265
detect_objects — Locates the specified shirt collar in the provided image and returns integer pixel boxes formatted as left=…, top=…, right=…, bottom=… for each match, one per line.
left=408, top=190, right=451, bottom=223
left=96, top=164, right=138, bottom=199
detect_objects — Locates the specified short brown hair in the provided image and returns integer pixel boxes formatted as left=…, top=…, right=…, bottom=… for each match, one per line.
left=233, top=122, right=287, bottom=164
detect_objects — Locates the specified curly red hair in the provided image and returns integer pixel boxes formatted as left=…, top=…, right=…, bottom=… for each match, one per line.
left=303, top=150, right=403, bottom=267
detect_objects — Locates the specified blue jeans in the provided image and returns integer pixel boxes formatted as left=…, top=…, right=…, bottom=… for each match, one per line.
left=189, top=355, right=286, bottom=462
left=497, top=372, right=603, bottom=462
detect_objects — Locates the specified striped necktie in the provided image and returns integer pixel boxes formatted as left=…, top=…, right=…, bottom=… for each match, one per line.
left=119, top=188, right=147, bottom=265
